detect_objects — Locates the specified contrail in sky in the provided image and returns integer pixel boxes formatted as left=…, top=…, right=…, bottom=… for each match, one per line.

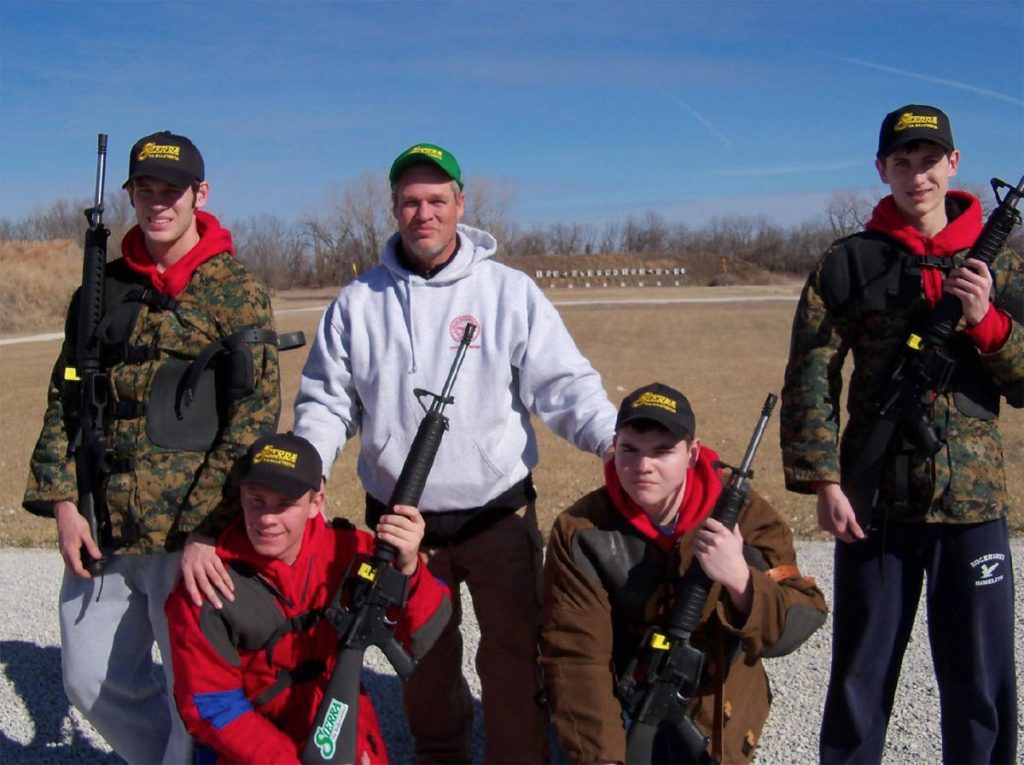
left=665, top=92, right=732, bottom=147
left=830, top=54, right=1024, bottom=107
left=722, top=159, right=862, bottom=177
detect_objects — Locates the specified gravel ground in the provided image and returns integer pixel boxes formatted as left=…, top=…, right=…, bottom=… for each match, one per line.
left=2, top=542, right=1021, bottom=764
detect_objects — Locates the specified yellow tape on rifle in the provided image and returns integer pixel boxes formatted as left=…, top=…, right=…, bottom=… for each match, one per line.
left=650, top=632, right=671, bottom=651
left=357, top=562, right=377, bottom=582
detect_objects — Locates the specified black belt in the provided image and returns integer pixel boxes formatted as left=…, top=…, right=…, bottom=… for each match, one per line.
left=364, top=474, right=537, bottom=548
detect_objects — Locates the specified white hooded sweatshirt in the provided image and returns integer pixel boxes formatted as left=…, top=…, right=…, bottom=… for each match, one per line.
left=294, top=224, right=616, bottom=513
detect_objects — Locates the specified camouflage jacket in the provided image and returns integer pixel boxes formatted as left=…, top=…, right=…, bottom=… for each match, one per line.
left=23, top=254, right=281, bottom=553
left=780, top=233, right=1024, bottom=524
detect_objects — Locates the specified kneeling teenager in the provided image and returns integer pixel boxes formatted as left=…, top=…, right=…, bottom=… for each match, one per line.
left=541, top=383, right=826, bottom=764
left=166, top=433, right=451, bottom=764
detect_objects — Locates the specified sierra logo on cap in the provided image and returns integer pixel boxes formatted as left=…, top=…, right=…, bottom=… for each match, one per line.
left=253, top=445, right=299, bottom=468
left=137, top=142, right=182, bottom=162
left=408, top=145, right=444, bottom=160
left=893, top=112, right=939, bottom=132
left=632, top=392, right=678, bottom=413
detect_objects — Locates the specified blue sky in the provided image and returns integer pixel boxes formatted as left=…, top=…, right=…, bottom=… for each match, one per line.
left=2, top=1, right=1022, bottom=230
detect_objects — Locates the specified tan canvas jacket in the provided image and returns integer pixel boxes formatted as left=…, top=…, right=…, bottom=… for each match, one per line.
left=540, top=487, right=826, bottom=764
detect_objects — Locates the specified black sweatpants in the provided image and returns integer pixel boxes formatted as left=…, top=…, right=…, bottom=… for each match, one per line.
left=820, top=518, right=1017, bottom=765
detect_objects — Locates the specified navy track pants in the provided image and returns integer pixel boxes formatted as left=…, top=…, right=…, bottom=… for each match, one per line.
left=820, top=519, right=1017, bottom=765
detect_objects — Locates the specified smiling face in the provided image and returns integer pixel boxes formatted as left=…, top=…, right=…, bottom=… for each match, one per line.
left=127, top=176, right=209, bottom=266
left=240, top=482, right=323, bottom=564
left=876, top=142, right=960, bottom=237
left=392, top=163, right=464, bottom=270
left=614, top=423, right=700, bottom=526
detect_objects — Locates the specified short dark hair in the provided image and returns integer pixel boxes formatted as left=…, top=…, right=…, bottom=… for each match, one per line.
left=617, top=418, right=689, bottom=440
left=879, top=139, right=952, bottom=161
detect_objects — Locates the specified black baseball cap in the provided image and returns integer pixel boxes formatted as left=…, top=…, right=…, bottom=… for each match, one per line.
left=241, top=433, right=323, bottom=499
left=123, top=130, right=205, bottom=189
left=616, top=382, right=696, bottom=441
left=877, top=104, right=954, bottom=159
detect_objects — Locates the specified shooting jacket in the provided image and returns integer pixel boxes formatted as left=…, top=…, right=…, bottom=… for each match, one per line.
left=781, top=191, right=1024, bottom=524
left=540, top=448, right=827, bottom=764
left=294, top=224, right=617, bottom=513
left=166, top=513, right=452, bottom=765
left=23, top=213, right=281, bottom=551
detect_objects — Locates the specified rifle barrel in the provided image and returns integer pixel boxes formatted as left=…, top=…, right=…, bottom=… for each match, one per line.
left=737, top=393, right=777, bottom=476
left=93, top=134, right=107, bottom=209
left=430, top=323, right=476, bottom=414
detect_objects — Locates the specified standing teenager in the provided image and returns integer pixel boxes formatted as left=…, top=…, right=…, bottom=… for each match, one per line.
left=781, top=105, right=1021, bottom=764
left=23, top=131, right=282, bottom=763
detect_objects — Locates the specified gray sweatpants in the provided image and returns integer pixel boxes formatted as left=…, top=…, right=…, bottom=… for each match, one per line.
left=59, top=551, right=193, bottom=764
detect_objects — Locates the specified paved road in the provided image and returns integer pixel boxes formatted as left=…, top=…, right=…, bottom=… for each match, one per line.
left=2, top=541, right=1021, bottom=763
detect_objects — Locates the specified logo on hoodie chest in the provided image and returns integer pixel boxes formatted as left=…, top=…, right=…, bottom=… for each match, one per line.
left=449, top=315, right=482, bottom=348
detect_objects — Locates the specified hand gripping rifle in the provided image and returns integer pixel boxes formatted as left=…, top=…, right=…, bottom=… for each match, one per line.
left=845, top=175, right=1024, bottom=518
left=616, top=394, right=777, bottom=765
left=66, top=133, right=113, bottom=574
left=302, top=323, right=476, bottom=765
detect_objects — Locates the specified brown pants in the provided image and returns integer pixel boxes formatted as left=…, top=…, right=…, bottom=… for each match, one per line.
left=402, top=503, right=548, bottom=764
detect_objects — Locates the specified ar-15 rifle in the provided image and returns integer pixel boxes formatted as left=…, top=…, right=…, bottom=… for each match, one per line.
left=66, top=133, right=113, bottom=574
left=302, top=322, right=476, bottom=765
left=845, top=175, right=1024, bottom=519
left=615, top=394, right=777, bottom=765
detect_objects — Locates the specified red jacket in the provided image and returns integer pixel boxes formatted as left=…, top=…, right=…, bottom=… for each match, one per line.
left=166, top=514, right=451, bottom=764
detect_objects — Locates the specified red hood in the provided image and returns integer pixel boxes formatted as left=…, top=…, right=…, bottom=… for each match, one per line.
left=216, top=511, right=328, bottom=602
left=865, top=189, right=981, bottom=257
left=865, top=190, right=982, bottom=307
left=604, top=445, right=722, bottom=553
left=121, top=210, right=234, bottom=298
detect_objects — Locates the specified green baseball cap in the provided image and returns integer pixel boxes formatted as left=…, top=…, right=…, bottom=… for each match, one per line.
left=389, top=143, right=463, bottom=189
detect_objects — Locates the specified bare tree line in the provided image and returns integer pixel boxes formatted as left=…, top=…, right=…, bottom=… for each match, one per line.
left=3, top=178, right=1019, bottom=292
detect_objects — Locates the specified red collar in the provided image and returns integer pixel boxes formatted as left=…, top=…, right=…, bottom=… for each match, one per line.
left=604, top=446, right=722, bottom=552
left=121, top=210, right=234, bottom=298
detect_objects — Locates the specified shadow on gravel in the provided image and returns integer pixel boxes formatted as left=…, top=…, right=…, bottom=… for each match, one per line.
left=0, top=643, right=484, bottom=764
left=0, top=640, right=121, bottom=763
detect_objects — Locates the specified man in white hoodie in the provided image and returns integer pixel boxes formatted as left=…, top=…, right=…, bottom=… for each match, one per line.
left=294, top=143, right=617, bottom=764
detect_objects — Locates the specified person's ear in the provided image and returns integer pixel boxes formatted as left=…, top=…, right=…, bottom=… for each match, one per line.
left=947, top=149, right=960, bottom=177
left=193, top=181, right=210, bottom=210
left=875, top=157, right=889, bottom=184
left=308, top=485, right=325, bottom=519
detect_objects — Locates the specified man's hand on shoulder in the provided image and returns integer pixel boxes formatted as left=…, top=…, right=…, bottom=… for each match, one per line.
left=816, top=483, right=866, bottom=543
left=181, top=532, right=234, bottom=609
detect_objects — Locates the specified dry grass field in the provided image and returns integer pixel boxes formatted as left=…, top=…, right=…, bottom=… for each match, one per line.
left=0, top=240, right=80, bottom=334
left=2, top=284, right=1021, bottom=548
